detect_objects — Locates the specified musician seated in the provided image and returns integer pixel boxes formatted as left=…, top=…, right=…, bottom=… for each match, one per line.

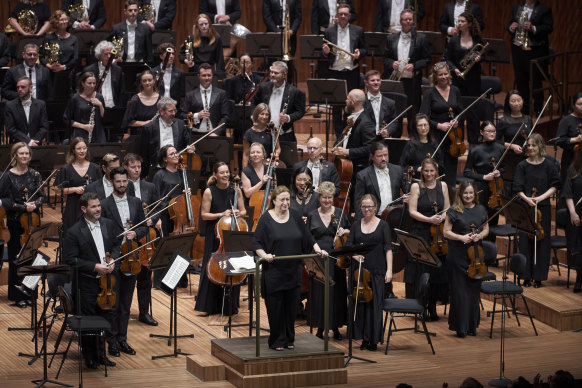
left=1, top=44, right=52, bottom=102
left=4, top=77, right=49, bottom=146
left=62, top=0, right=107, bottom=30
left=179, top=63, right=230, bottom=136
left=86, top=153, right=135, bottom=200
left=375, top=0, right=425, bottom=33
left=222, top=53, right=263, bottom=105
left=108, top=0, right=153, bottom=64
left=199, top=0, right=241, bottom=25
left=363, top=70, right=399, bottom=138
left=9, top=0, right=51, bottom=36
left=138, top=0, right=177, bottom=31
left=293, top=137, right=340, bottom=197
left=83, top=41, right=124, bottom=109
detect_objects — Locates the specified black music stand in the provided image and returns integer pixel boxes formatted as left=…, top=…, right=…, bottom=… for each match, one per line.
left=384, top=138, right=409, bottom=165
left=103, top=107, right=126, bottom=142
left=501, top=151, right=526, bottom=182
left=119, top=63, right=148, bottom=95
left=213, top=24, right=231, bottom=49
left=483, top=38, right=511, bottom=73
left=380, top=80, right=406, bottom=95
left=232, top=103, right=253, bottom=143
left=193, top=136, right=233, bottom=175
left=246, top=33, right=282, bottom=67
left=364, top=32, right=388, bottom=70
left=421, top=31, right=445, bottom=57
left=72, top=30, right=109, bottom=59
left=299, top=34, right=325, bottom=83
left=274, top=167, right=293, bottom=188
left=150, top=236, right=196, bottom=359
left=87, top=143, right=124, bottom=163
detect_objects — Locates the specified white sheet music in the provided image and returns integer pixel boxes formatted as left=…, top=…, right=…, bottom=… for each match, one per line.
left=229, top=255, right=256, bottom=272
left=21, top=254, right=48, bottom=291
left=161, top=254, right=189, bottom=290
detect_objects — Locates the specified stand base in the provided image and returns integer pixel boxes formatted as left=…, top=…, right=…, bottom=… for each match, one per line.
left=18, top=352, right=40, bottom=365
left=152, top=350, right=192, bottom=360
left=32, top=378, right=72, bottom=388
left=344, top=354, right=376, bottom=367
left=489, top=377, right=512, bottom=387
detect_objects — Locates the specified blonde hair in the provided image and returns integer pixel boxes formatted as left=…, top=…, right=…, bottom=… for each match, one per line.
left=527, top=133, right=547, bottom=157
left=419, top=158, right=439, bottom=188
left=193, top=14, right=218, bottom=48
left=318, top=181, right=335, bottom=197
left=10, top=142, right=31, bottom=166
left=452, top=181, right=479, bottom=212
left=431, top=62, right=451, bottom=86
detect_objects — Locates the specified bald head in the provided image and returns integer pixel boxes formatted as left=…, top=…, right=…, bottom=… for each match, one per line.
left=306, top=137, right=323, bottom=161
left=347, top=89, right=366, bottom=113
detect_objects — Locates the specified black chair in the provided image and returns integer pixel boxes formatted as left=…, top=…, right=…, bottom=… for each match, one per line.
left=552, top=208, right=573, bottom=287
left=381, top=272, right=435, bottom=355
left=488, top=223, right=517, bottom=265
left=480, top=253, right=538, bottom=338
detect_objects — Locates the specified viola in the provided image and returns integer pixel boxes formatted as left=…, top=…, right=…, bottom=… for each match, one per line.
left=0, top=206, right=10, bottom=242
left=353, top=267, right=373, bottom=303
left=169, top=163, right=199, bottom=235
left=120, top=218, right=142, bottom=276
left=487, top=156, right=504, bottom=209
left=447, top=107, right=466, bottom=157
left=430, top=201, right=448, bottom=255
left=138, top=204, right=160, bottom=266
left=332, top=213, right=350, bottom=269
left=97, top=253, right=117, bottom=310
left=333, top=119, right=355, bottom=213
left=248, top=154, right=279, bottom=230
left=528, top=187, right=544, bottom=241
left=19, top=188, right=40, bottom=246
left=244, top=71, right=270, bottom=104
left=466, top=224, right=487, bottom=279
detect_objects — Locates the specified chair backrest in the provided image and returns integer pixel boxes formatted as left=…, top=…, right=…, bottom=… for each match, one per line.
left=509, top=253, right=527, bottom=277
left=58, top=285, right=74, bottom=316
left=482, top=240, right=498, bottom=265
left=417, top=272, right=431, bottom=307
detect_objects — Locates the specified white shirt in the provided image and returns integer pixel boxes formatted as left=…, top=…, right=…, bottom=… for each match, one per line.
left=397, top=32, right=413, bottom=79
left=126, top=20, right=137, bottom=62
left=389, top=0, right=406, bottom=31
left=215, top=0, right=225, bottom=22
left=131, top=178, right=142, bottom=200
left=163, top=65, right=172, bottom=98
left=159, top=118, right=174, bottom=147
left=367, top=92, right=382, bottom=134
left=269, top=82, right=285, bottom=127
left=85, top=218, right=106, bottom=264
left=196, top=86, right=213, bottom=132
left=327, top=0, right=337, bottom=25
left=375, top=166, right=393, bottom=214
left=307, top=159, right=322, bottom=188
left=21, top=97, right=32, bottom=123
left=24, top=64, right=37, bottom=98
left=331, top=24, right=354, bottom=71
left=103, top=176, right=114, bottom=198
left=280, top=0, right=287, bottom=23
left=98, top=62, right=114, bottom=108
left=113, top=194, right=131, bottom=231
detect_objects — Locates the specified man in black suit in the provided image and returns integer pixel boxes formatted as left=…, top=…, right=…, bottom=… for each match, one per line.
left=62, top=0, right=107, bottom=30
left=138, top=0, right=176, bottom=31
left=293, top=137, right=340, bottom=197
left=83, top=41, right=124, bottom=108
left=108, top=0, right=153, bottom=64
left=354, top=142, right=407, bottom=220
left=2, top=44, right=52, bottom=102
left=263, top=0, right=302, bottom=57
left=180, top=63, right=230, bottom=136
left=251, top=61, right=306, bottom=142
left=439, top=1, right=485, bottom=37
left=100, top=167, right=146, bottom=358
left=375, top=0, right=425, bottom=33
left=311, top=0, right=356, bottom=35
left=153, top=43, right=184, bottom=108
left=0, top=32, right=10, bottom=67
left=199, top=0, right=241, bottom=25
left=363, top=69, right=399, bottom=138
left=508, top=0, right=553, bottom=114
left=5, top=77, right=49, bottom=146
left=86, top=154, right=135, bottom=200
left=63, top=192, right=120, bottom=369
left=383, top=9, right=430, bottom=124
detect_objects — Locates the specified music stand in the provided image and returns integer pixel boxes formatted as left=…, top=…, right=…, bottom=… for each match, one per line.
left=483, top=38, right=511, bottom=65
left=72, top=30, right=110, bottom=58
left=213, top=24, right=231, bottom=48
left=246, top=33, right=282, bottom=66
left=193, top=136, right=233, bottom=176
left=501, top=152, right=526, bottom=182
left=274, top=167, right=293, bottom=188
left=364, top=32, right=388, bottom=70
left=149, top=236, right=196, bottom=359
left=232, top=103, right=253, bottom=143
left=28, top=146, right=58, bottom=176
left=87, top=143, right=124, bottom=164
left=380, top=80, right=406, bottom=95
left=119, top=63, right=148, bottom=94
left=299, top=35, right=324, bottom=59
left=384, top=138, right=409, bottom=166
left=103, top=107, right=127, bottom=142
left=420, top=31, right=445, bottom=57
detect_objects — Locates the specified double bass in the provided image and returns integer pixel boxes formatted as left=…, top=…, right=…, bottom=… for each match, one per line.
left=333, top=119, right=354, bottom=213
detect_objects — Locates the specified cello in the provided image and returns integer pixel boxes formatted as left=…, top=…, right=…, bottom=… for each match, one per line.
left=333, top=119, right=354, bottom=213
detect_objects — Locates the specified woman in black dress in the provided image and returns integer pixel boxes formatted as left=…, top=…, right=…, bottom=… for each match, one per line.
left=40, top=10, right=78, bottom=90
left=64, top=72, right=106, bottom=143
left=444, top=181, right=489, bottom=338
left=407, top=157, right=450, bottom=320
left=121, top=69, right=160, bottom=136
left=556, top=93, right=582, bottom=182
left=9, top=0, right=51, bottom=36
left=514, top=134, right=560, bottom=288
left=348, top=194, right=392, bottom=351
left=445, top=12, right=484, bottom=97
left=241, top=142, right=269, bottom=207
left=399, top=113, right=444, bottom=179
left=179, top=13, right=225, bottom=74
left=496, top=90, right=531, bottom=155
left=290, top=167, right=319, bottom=221
left=0, top=143, right=45, bottom=307
left=54, top=137, right=101, bottom=232
left=307, top=181, right=349, bottom=340
left=253, top=185, right=328, bottom=350
left=195, top=162, right=246, bottom=315
left=420, top=62, right=463, bottom=189
left=562, top=147, right=582, bottom=293
left=242, top=103, right=281, bottom=168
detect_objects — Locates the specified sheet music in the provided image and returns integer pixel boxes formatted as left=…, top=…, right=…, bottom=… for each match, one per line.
left=229, top=255, right=256, bottom=272
left=21, top=254, right=48, bottom=291
left=161, top=254, right=189, bottom=290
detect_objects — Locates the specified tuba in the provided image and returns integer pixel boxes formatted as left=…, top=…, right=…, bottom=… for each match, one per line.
left=112, top=35, right=125, bottom=60
left=139, top=4, right=156, bottom=21
left=282, top=0, right=292, bottom=61
left=17, top=9, right=38, bottom=34
left=458, top=43, right=489, bottom=79
left=514, top=8, right=532, bottom=51
left=224, top=58, right=241, bottom=78
left=43, top=41, right=61, bottom=65
left=68, top=3, right=87, bottom=23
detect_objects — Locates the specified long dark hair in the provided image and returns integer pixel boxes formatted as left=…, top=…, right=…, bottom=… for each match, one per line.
left=290, top=166, right=313, bottom=198
left=409, top=113, right=434, bottom=146
left=459, top=11, right=481, bottom=37
left=570, top=92, right=582, bottom=114
left=503, top=90, right=524, bottom=117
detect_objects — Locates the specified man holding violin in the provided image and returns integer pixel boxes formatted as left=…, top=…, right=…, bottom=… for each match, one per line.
left=100, top=167, right=147, bottom=358
left=63, top=191, right=121, bottom=369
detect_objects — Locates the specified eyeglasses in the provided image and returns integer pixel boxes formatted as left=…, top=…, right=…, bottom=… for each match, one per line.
left=306, top=146, right=319, bottom=150
left=337, top=12, right=350, bottom=17
left=168, top=152, right=178, bottom=157
left=361, top=205, right=375, bottom=210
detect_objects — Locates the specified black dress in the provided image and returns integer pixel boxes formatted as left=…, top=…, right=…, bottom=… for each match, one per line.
left=63, top=93, right=106, bottom=143
left=241, top=164, right=267, bottom=207
left=151, top=168, right=183, bottom=236
left=0, top=168, right=44, bottom=303
left=347, top=219, right=392, bottom=344
left=39, top=33, right=78, bottom=70
left=446, top=205, right=488, bottom=335
left=121, top=94, right=161, bottom=135
left=513, top=158, right=561, bottom=282
left=179, top=35, right=225, bottom=74
left=194, top=184, right=239, bottom=315
left=463, top=140, right=505, bottom=212
left=405, top=182, right=448, bottom=304
left=290, top=193, right=319, bottom=218
left=54, top=163, right=102, bottom=232
left=252, top=209, right=316, bottom=349
left=243, top=127, right=275, bottom=157
left=11, top=2, right=51, bottom=34
left=496, top=115, right=532, bottom=146
left=399, top=139, right=445, bottom=179
left=556, top=114, right=582, bottom=182
left=561, top=171, right=582, bottom=273
left=445, top=35, right=484, bottom=97
left=306, top=207, right=349, bottom=330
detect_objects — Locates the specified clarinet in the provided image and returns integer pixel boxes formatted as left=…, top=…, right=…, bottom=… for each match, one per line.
left=88, top=99, right=96, bottom=143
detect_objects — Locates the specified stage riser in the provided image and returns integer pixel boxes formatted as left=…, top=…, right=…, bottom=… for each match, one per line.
left=186, top=355, right=226, bottom=382
left=224, top=364, right=348, bottom=388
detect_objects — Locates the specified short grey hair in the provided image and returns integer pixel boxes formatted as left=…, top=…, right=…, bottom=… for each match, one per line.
left=23, top=43, right=39, bottom=52
left=271, top=61, right=288, bottom=74
left=94, top=40, right=115, bottom=59
left=157, top=96, right=177, bottom=110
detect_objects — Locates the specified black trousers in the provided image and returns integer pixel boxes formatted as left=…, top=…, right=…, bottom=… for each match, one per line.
left=108, top=270, right=136, bottom=344
left=78, top=278, right=111, bottom=362
left=136, top=265, right=152, bottom=315
left=511, top=44, right=548, bottom=114
left=264, top=286, right=301, bottom=349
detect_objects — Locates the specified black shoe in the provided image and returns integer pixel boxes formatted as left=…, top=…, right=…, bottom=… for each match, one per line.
left=108, top=343, right=120, bottom=357
left=533, top=281, right=542, bottom=288
left=13, top=300, right=28, bottom=308
left=118, top=341, right=136, bottom=355
left=333, top=329, right=343, bottom=340
left=315, top=329, right=323, bottom=339
left=139, top=313, right=158, bottom=326
left=456, top=331, right=466, bottom=338
left=522, top=280, right=531, bottom=287
left=99, top=357, right=116, bottom=367
left=367, top=343, right=377, bottom=351
left=360, top=341, right=368, bottom=350
left=387, top=292, right=397, bottom=299
left=574, top=287, right=581, bottom=294
left=467, top=330, right=476, bottom=337
left=85, top=359, right=98, bottom=369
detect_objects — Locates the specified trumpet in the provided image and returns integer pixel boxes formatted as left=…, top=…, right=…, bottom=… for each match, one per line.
left=389, top=57, right=409, bottom=81
left=323, top=38, right=357, bottom=61
left=458, top=43, right=489, bottom=80
left=282, top=0, right=293, bottom=61
left=514, top=8, right=532, bottom=51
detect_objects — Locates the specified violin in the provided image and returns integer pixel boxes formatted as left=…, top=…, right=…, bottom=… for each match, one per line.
left=120, top=218, right=142, bottom=276
left=528, top=187, right=544, bottom=241
left=19, top=188, right=40, bottom=246
left=333, top=119, right=354, bottom=213
left=0, top=206, right=10, bottom=242
left=488, top=156, right=504, bottom=209
left=97, top=252, right=117, bottom=310
left=353, top=266, right=373, bottom=303
left=573, top=124, right=582, bottom=155
left=430, top=201, right=448, bottom=255
left=248, top=152, right=279, bottom=231
left=207, top=176, right=249, bottom=286
left=447, top=107, right=466, bottom=157
left=332, top=210, right=351, bottom=269
left=138, top=203, right=160, bottom=266
left=466, top=224, right=487, bottom=279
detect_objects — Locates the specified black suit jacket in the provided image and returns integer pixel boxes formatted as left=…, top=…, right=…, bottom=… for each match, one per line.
left=363, top=94, right=398, bottom=137
left=180, top=87, right=230, bottom=135
left=130, top=179, right=158, bottom=206
left=142, top=117, right=190, bottom=167
left=251, top=81, right=306, bottom=137
left=508, top=1, right=553, bottom=48
left=1, top=64, right=52, bottom=102
left=153, top=64, right=185, bottom=107
left=263, top=0, right=302, bottom=33
left=86, top=178, right=135, bottom=201
left=0, top=32, right=10, bottom=67
left=199, top=0, right=241, bottom=24
left=438, top=2, right=485, bottom=35
left=310, top=0, right=356, bottom=34
left=346, top=112, right=376, bottom=168
left=138, top=0, right=176, bottom=30
left=383, top=31, right=431, bottom=78
left=375, top=0, right=425, bottom=32
left=83, top=62, right=124, bottom=107
left=322, top=24, right=367, bottom=67
left=4, top=98, right=49, bottom=144
left=293, top=159, right=340, bottom=197
left=109, top=21, right=153, bottom=64
left=62, top=0, right=107, bottom=29
left=100, top=194, right=147, bottom=239
left=354, top=163, right=405, bottom=220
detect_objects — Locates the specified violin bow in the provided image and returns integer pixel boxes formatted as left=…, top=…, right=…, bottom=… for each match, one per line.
left=106, top=237, right=160, bottom=266
left=521, top=95, right=553, bottom=149
left=118, top=202, right=175, bottom=238
left=493, top=122, right=526, bottom=171
left=533, top=188, right=539, bottom=266
left=178, top=122, right=227, bottom=155
left=354, top=259, right=363, bottom=322
left=381, top=105, right=413, bottom=138
left=0, top=155, right=16, bottom=179
left=334, top=181, right=351, bottom=240
left=144, top=184, right=180, bottom=214
left=27, top=169, right=58, bottom=201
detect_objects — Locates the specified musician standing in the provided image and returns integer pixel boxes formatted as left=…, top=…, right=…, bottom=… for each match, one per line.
left=121, top=69, right=160, bottom=135
left=86, top=153, right=135, bottom=200
left=439, top=0, right=485, bottom=38
left=62, top=0, right=107, bottom=30
left=363, top=70, right=398, bottom=138
left=561, top=149, right=582, bottom=293
left=263, top=0, right=301, bottom=57
left=109, top=0, right=153, bottom=64
left=199, top=0, right=241, bottom=25
left=179, top=14, right=225, bottom=74
left=0, top=32, right=10, bottom=67
left=63, top=72, right=106, bottom=143
left=375, top=0, right=425, bottom=33
left=83, top=41, right=124, bottom=110
left=311, top=0, right=356, bottom=35
left=0, top=143, right=44, bottom=308
left=496, top=90, right=531, bottom=155
left=556, top=93, right=582, bottom=182
left=399, top=113, right=444, bottom=179
left=293, top=137, right=340, bottom=197
left=1, top=44, right=52, bottom=102
left=138, top=0, right=177, bottom=31
left=9, top=0, right=51, bottom=36
left=223, top=53, right=263, bottom=105
left=153, top=43, right=184, bottom=107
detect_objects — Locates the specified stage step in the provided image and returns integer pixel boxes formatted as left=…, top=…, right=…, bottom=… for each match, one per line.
left=224, top=364, right=347, bottom=388
left=186, top=354, right=226, bottom=382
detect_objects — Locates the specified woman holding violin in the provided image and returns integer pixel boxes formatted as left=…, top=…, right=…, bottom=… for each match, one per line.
left=54, top=137, right=102, bottom=231
left=253, top=185, right=328, bottom=351
left=496, top=90, right=532, bottom=155
left=514, top=133, right=560, bottom=288
left=420, top=62, right=463, bottom=189
left=443, top=181, right=489, bottom=338
left=121, top=69, right=160, bottom=136
left=407, top=157, right=450, bottom=321
left=561, top=146, right=582, bottom=293
left=556, top=92, right=582, bottom=182
left=399, top=113, right=444, bottom=179
left=242, top=104, right=281, bottom=169
left=290, top=167, right=319, bottom=220
left=0, top=143, right=45, bottom=307
left=152, top=145, right=184, bottom=236
left=195, top=162, right=246, bottom=315
left=347, top=194, right=392, bottom=351
left=241, top=142, right=270, bottom=207
left=306, top=181, right=349, bottom=340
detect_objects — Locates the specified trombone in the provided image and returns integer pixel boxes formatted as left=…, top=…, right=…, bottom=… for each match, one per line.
left=323, top=39, right=357, bottom=60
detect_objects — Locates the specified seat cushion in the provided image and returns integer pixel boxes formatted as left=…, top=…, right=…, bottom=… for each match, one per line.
left=383, top=298, right=424, bottom=314
left=489, top=224, right=517, bottom=237
left=66, top=316, right=111, bottom=332
left=550, top=235, right=567, bottom=249
left=481, top=281, right=522, bottom=295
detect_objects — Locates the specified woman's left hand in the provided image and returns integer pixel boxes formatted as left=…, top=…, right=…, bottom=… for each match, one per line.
left=385, top=271, right=393, bottom=283
left=25, top=202, right=36, bottom=212
left=317, top=249, right=329, bottom=258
